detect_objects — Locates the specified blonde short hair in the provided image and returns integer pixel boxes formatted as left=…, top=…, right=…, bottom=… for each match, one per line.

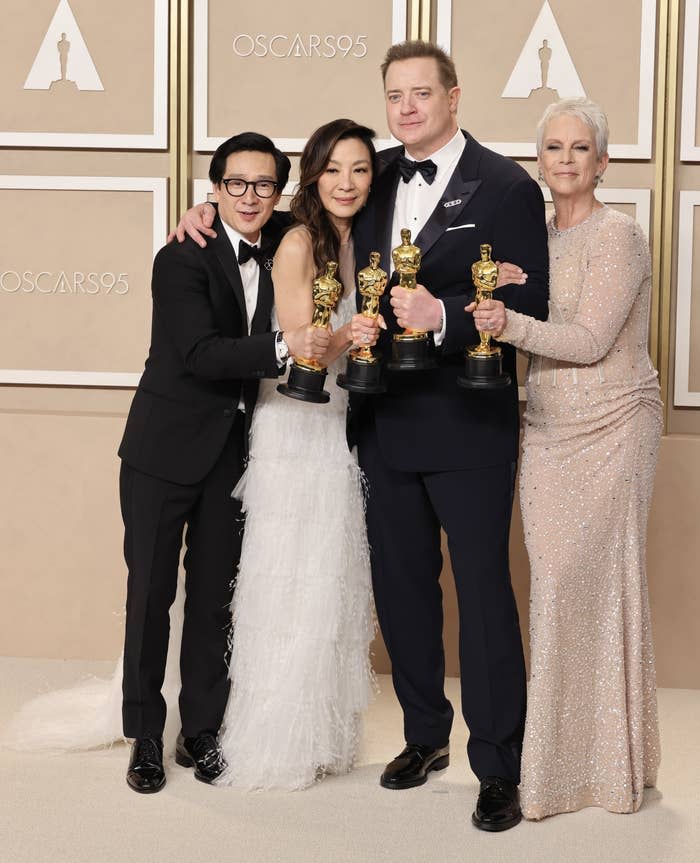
left=536, top=98, right=609, bottom=158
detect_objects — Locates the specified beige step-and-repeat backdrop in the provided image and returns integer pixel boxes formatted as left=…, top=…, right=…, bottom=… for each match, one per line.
left=1, top=0, right=698, bottom=687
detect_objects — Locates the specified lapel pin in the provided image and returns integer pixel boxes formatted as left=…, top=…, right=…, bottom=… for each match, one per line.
left=264, top=258, right=274, bottom=270
left=444, top=199, right=462, bottom=208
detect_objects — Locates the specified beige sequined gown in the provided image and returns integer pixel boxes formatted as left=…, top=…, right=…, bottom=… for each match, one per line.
left=499, top=206, right=662, bottom=819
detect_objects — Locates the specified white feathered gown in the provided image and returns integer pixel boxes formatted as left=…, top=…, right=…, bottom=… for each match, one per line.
left=217, top=289, right=375, bottom=790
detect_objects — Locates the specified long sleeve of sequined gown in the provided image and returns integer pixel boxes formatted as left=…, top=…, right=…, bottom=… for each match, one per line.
left=499, top=207, right=662, bottom=819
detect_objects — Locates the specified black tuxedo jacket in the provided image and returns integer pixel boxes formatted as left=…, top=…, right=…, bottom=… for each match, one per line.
left=119, top=212, right=289, bottom=485
left=351, top=131, right=550, bottom=472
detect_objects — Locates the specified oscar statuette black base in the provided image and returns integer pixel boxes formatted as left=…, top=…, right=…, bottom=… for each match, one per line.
left=386, top=335, right=437, bottom=371
left=277, top=362, right=330, bottom=403
left=337, top=353, right=386, bottom=394
left=457, top=351, right=511, bottom=389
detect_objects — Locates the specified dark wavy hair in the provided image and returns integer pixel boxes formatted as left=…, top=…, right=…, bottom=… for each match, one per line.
left=290, top=119, right=376, bottom=274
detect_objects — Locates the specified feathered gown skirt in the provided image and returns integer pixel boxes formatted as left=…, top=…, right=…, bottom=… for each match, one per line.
left=217, top=364, right=375, bottom=791
left=2, top=604, right=184, bottom=753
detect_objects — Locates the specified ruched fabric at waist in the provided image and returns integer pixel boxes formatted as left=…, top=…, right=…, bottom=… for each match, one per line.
left=523, top=375, right=662, bottom=446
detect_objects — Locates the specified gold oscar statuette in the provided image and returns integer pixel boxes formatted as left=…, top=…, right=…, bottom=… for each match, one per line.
left=337, top=251, right=389, bottom=394
left=457, top=243, right=511, bottom=389
left=277, top=261, right=343, bottom=404
left=386, top=228, right=437, bottom=371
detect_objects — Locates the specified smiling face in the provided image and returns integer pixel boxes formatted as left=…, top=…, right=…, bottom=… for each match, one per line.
left=316, top=137, right=373, bottom=227
left=384, top=57, right=460, bottom=160
left=213, top=150, right=281, bottom=242
left=538, top=114, right=608, bottom=201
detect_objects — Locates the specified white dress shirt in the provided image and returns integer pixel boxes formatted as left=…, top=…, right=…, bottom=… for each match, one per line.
left=391, top=128, right=466, bottom=344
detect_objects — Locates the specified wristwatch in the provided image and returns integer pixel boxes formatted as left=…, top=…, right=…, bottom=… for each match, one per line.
left=275, top=330, right=290, bottom=364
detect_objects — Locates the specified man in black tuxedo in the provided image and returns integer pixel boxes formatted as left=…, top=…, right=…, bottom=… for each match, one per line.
left=118, top=132, right=324, bottom=793
left=350, top=42, right=549, bottom=831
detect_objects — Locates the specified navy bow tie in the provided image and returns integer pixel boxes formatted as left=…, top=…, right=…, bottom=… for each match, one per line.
left=398, top=155, right=438, bottom=185
left=238, top=240, right=267, bottom=266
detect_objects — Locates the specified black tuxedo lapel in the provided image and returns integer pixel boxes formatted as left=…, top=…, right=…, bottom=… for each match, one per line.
left=250, top=216, right=284, bottom=334
left=250, top=259, right=274, bottom=335
left=210, top=217, right=247, bottom=328
left=414, top=133, right=483, bottom=259
left=372, top=158, right=400, bottom=272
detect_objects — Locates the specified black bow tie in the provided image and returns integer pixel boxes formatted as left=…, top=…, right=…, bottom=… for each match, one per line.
left=237, top=240, right=268, bottom=266
left=398, top=155, right=437, bottom=185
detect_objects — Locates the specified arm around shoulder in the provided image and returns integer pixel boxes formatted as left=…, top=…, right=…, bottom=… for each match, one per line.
left=152, top=242, right=279, bottom=380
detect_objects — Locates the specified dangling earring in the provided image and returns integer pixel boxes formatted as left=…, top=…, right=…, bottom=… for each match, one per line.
left=537, top=169, right=544, bottom=182
left=594, top=174, right=604, bottom=186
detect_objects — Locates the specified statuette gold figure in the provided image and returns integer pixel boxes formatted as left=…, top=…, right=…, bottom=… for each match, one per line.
left=457, top=243, right=511, bottom=389
left=387, top=228, right=436, bottom=371
left=278, top=261, right=342, bottom=403
left=354, top=252, right=388, bottom=363
left=470, top=244, right=501, bottom=356
left=338, top=252, right=389, bottom=394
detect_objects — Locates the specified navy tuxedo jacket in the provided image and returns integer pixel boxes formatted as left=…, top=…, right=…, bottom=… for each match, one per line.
left=351, top=131, right=550, bottom=471
left=119, top=212, right=289, bottom=485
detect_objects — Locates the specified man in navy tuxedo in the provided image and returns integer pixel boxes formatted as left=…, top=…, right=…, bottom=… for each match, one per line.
left=350, top=41, right=549, bottom=831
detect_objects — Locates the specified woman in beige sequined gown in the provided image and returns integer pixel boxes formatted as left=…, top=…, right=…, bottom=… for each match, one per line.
left=471, top=99, right=662, bottom=819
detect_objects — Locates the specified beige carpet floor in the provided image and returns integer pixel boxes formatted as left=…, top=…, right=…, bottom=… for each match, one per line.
left=0, top=657, right=697, bottom=863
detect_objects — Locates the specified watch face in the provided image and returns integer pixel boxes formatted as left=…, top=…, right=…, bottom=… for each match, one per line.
left=277, top=332, right=289, bottom=360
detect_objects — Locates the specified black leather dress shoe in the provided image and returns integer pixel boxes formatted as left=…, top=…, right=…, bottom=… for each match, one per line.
left=175, top=732, right=226, bottom=784
left=126, top=737, right=165, bottom=794
left=380, top=743, right=450, bottom=789
left=471, top=776, right=522, bottom=831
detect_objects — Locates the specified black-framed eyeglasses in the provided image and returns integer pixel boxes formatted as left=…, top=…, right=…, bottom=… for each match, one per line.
left=222, top=178, right=279, bottom=199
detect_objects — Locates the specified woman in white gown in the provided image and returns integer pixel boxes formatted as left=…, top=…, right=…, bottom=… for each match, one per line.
left=218, top=119, right=379, bottom=790
left=4, top=119, right=381, bottom=792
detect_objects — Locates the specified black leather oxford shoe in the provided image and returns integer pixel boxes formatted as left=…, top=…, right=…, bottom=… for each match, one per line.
left=175, top=732, right=226, bottom=784
left=471, top=776, right=522, bottom=831
left=380, top=743, right=450, bottom=789
left=126, top=737, right=165, bottom=794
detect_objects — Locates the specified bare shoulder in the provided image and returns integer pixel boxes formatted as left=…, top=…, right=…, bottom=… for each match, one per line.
left=273, top=225, right=314, bottom=283
left=276, top=225, right=313, bottom=259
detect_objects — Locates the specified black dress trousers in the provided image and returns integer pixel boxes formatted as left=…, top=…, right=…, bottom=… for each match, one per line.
left=120, top=413, right=245, bottom=739
left=358, top=413, right=527, bottom=783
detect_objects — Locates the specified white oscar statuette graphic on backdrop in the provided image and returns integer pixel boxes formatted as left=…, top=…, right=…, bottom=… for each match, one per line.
left=24, top=0, right=104, bottom=92
left=501, top=0, right=585, bottom=100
